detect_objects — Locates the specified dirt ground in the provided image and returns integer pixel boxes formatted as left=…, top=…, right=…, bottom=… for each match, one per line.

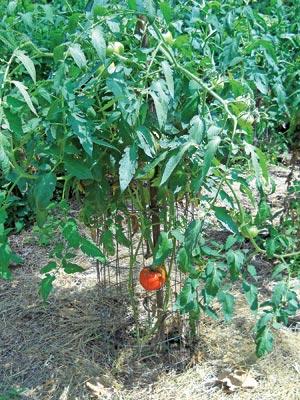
left=0, top=165, right=299, bottom=400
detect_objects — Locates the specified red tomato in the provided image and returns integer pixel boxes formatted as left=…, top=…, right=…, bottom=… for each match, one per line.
left=139, top=266, right=167, bottom=291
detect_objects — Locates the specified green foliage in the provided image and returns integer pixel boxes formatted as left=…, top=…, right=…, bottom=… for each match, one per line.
left=38, top=214, right=106, bottom=301
left=0, top=387, right=24, bottom=400
left=153, top=232, right=173, bottom=266
left=0, top=0, right=299, bottom=358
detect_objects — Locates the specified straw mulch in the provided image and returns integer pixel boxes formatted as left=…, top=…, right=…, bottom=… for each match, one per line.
left=1, top=164, right=299, bottom=399
left=0, top=228, right=299, bottom=400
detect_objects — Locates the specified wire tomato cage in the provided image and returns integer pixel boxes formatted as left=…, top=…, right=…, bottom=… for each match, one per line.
left=90, top=193, right=199, bottom=364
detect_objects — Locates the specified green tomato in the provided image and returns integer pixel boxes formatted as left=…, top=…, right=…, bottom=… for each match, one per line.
left=240, top=112, right=255, bottom=125
left=113, top=41, right=124, bottom=55
left=106, top=44, right=114, bottom=56
left=107, top=42, right=125, bottom=56
left=163, top=31, right=174, bottom=45
left=248, top=226, right=259, bottom=238
left=241, top=225, right=259, bottom=239
left=136, top=168, right=155, bottom=181
left=95, top=64, right=105, bottom=76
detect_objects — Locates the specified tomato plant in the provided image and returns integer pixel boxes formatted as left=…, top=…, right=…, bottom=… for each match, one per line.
left=0, top=0, right=299, bottom=358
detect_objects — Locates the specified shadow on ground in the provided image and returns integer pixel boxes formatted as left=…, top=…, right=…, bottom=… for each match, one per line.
left=0, top=261, right=195, bottom=400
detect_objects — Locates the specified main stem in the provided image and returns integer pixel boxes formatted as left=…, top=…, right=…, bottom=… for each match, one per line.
left=138, top=15, right=165, bottom=341
left=150, top=183, right=165, bottom=341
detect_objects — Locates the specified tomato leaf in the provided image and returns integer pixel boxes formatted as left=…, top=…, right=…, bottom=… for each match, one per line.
left=40, top=261, right=57, bottom=274
left=0, top=132, right=11, bottom=175
left=33, top=172, right=57, bottom=211
left=271, top=282, right=287, bottom=307
left=136, top=126, right=156, bottom=158
left=11, top=80, right=37, bottom=115
left=214, top=206, right=239, bottom=234
left=92, top=138, right=120, bottom=153
left=255, top=148, right=269, bottom=183
left=243, top=280, right=258, bottom=311
left=101, top=230, right=115, bottom=256
left=69, top=113, right=93, bottom=156
left=245, top=143, right=269, bottom=186
left=247, top=264, right=257, bottom=278
left=64, top=157, right=93, bottom=180
left=159, top=1, right=173, bottom=23
left=39, top=274, right=56, bottom=301
left=218, top=291, right=235, bottom=321
left=0, top=242, right=12, bottom=280
left=225, top=235, right=238, bottom=250
left=252, top=73, right=269, bottom=95
left=175, top=278, right=199, bottom=312
left=62, top=219, right=81, bottom=248
left=150, top=80, right=169, bottom=128
left=80, top=238, right=106, bottom=262
left=69, top=43, right=87, bottom=68
left=4, top=108, right=23, bottom=137
left=64, top=262, right=85, bottom=274
left=227, top=249, right=244, bottom=281
left=161, top=143, right=190, bottom=185
left=91, top=25, right=106, bottom=60
left=141, top=0, right=156, bottom=17
left=116, top=227, right=131, bottom=248
left=184, top=220, right=203, bottom=256
left=0, top=209, right=7, bottom=224
left=15, top=50, right=36, bottom=83
left=205, top=263, right=222, bottom=296
left=153, top=232, right=173, bottom=266
left=272, top=263, right=288, bottom=279
left=256, top=326, right=274, bottom=358
left=189, top=115, right=204, bottom=144
left=177, top=247, right=192, bottom=273
left=161, top=61, right=174, bottom=98
left=119, top=144, right=138, bottom=192
left=194, top=136, right=221, bottom=191
left=127, top=0, right=137, bottom=10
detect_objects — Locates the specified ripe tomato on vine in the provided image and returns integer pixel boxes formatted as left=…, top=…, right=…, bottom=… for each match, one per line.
left=139, top=266, right=167, bottom=291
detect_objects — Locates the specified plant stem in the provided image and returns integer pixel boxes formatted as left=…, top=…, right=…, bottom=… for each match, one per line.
left=150, top=183, right=165, bottom=340
left=225, top=179, right=245, bottom=218
left=277, top=251, right=300, bottom=259
left=127, top=218, right=143, bottom=344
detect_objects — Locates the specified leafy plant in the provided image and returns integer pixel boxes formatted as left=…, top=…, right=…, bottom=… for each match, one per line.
left=0, top=0, right=299, bottom=357
left=0, top=387, right=24, bottom=400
